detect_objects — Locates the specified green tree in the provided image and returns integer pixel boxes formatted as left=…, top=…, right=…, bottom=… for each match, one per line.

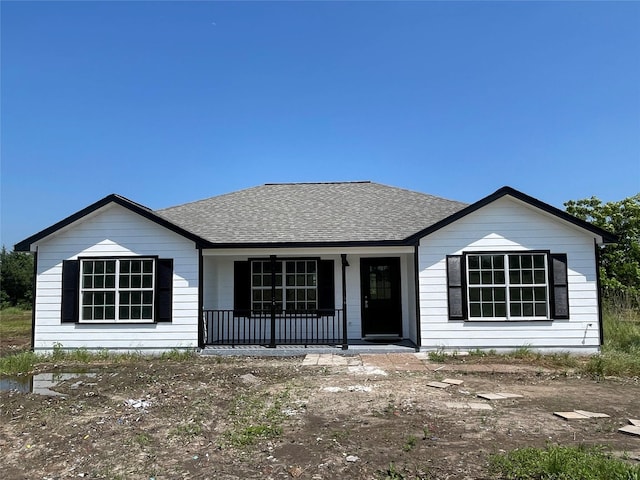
left=0, top=246, right=34, bottom=309
left=565, top=194, right=640, bottom=304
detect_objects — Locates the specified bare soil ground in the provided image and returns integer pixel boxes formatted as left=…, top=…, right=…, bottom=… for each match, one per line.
left=1, top=354, right=639, bottom=480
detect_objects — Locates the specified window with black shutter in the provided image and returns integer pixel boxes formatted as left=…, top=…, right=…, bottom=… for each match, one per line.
left=60, top=257, right=173, bottom=323
left=233, top=258, right=335, bottom=315
left=445, top=252, right=569, bottom=321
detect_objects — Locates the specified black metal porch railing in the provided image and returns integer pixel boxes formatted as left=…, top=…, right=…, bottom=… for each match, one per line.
left=203, top=309, right=346, bottom=349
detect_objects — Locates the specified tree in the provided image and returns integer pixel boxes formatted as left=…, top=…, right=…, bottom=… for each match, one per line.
left=565, top=194, right=640, bottom=304
left=0, top=246, right=34, bottom=309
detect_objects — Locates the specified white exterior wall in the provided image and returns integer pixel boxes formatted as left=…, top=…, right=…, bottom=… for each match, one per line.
left=202, top=248, right=417, bottom=342
left=418, top=197, right=601, bottom=353
left=33, top=204, right=199, bottom=353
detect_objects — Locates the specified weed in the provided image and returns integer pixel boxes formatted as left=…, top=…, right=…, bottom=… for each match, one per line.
left=0, top=350, right=40, bottom=374
left=427, top=348, right=447, bottom=363
left=169, top=423, right=203, bottom=439
left=469, top=348, right=486, bottom=357
left=160, top=349, right=196, bottom=361
left=330, top=429, right=349, bottom=441
left=402, top=435, right=417, bottom=452
left=489, top=444, right=640, bottom=480
left=134, top=432, right=152, bottom=446
left=52, top=342, right=65, bottom=360
left=378, top=463, right=406, bottom=480
left=228, top=424, right=282, bottom=446
left=377, top=463, right=429, bottom=480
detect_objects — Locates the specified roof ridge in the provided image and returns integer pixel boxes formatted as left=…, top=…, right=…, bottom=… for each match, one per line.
left=263, top=181, right=371, bottom=186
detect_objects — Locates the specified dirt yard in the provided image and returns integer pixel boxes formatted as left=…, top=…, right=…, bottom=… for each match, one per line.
left=1, top=353, right=639, bottom=479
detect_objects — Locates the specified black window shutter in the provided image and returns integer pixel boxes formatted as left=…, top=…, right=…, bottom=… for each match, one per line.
left=446, top=255, right=466, bottom=320
left=234, top=261, right=251, bottom=317
left=317, top=259, right=335, bottom=314
left=156, top=259, right=173, bottom=322
left=61, top=260, right=79, bottom=323
left=549, top=253, right=569, bottom=319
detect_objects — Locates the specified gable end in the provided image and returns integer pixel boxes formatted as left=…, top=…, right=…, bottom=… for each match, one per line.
left=406, top=186, right=617, bottom=245
left=15, top=194, right=211, bottom=252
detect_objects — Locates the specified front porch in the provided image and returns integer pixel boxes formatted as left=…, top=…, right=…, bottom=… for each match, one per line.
left=200, top=247, right=419, bottom=350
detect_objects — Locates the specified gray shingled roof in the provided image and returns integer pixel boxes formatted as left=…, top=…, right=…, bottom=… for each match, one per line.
left=156, top=181, right=468, bottom=245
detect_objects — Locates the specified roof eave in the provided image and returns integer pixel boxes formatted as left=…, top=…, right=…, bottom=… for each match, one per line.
left=14, top=194, right=212, bottom=252
left=202, top=239, right=413, bottom=249
left=404, top=186, right=618, bottom=245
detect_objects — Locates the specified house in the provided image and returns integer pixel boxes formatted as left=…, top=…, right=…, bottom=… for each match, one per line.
left=15, top=181, right=615, bottom=354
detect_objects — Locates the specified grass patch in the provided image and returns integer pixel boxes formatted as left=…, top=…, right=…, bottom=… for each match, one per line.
left=489, top=444, right=640, bottom=479
left=602, top=306, right=640, bottom=354
left=0, top=350, right=40, bottom=375
left=133, top=432, right=152, bottom=446
left=169, top=422, right=203, bottom=439
left=224, top=388, right=291, bottom=447
left=160, top=349, right=197, bottom=361
left=0, top=307, right=31, bottom=335
left=580, top=307, right=640, bottom=377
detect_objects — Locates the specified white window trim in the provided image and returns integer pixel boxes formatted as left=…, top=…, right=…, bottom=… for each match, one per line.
left=466, top=252, right=550, bottom=321
left=79, top=257, right=156, bottom=323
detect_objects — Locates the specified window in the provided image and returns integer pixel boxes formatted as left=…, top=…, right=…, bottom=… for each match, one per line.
left=467, top=253, right=548, bottom=319
left=80, top=258, right=155, bottom=322
left=446, top=252, right=568, bottom=321
left=60, top=257, right=173, bottom=324
left=251, top=259, right=317, bottom=312
left=233, top=258, right=334, bottom=316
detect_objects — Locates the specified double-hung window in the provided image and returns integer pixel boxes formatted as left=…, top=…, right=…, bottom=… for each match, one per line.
left=467, top=253, right=548, bottom=319
left=80, top=258, right=155, bottom=322
left=251, top=259, right=318, bottom=312
left=446, top=251, right=569, bottom=321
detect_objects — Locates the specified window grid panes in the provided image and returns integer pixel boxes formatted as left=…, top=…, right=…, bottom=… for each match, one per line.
left=251, top=260, right=317, bottom=312
left=81, top=258, right=155, bottom=322
left=467, top=253, right=548, bottom=320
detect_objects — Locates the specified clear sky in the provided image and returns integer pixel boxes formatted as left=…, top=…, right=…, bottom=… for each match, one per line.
left=2, top=1, right=639, bottom=249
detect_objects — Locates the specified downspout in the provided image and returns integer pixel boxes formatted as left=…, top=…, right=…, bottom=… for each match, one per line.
left=31, top=247, right=38, bottom=352
left=341, top=254, right=349, bottom=350
left=594, top=239, right=604, bottom=347
left=413, top=244, right=421, bottom=352
left=197, top=246, right=204, bottom=349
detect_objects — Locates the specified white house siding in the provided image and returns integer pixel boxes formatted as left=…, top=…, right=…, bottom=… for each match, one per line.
left=418, top=196, right=601, bottom=353
left=33, top=204, right=199, bottom=353
left=202, top=248, right=417, bottom=343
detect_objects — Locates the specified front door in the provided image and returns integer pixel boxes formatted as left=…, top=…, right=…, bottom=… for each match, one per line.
left=360, top=257, right=402, bottom=337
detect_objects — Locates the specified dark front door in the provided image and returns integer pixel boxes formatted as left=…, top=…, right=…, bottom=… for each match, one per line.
left=360, top=257, right=402, bottom=337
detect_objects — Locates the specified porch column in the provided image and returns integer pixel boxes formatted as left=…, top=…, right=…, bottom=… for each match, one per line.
left=269, top=254, right=277, bottom=348
left=341, top=254, right=349, bottom=350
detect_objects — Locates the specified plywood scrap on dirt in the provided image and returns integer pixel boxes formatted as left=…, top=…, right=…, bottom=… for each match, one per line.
left=619, top=419, right=640, bottom=437
left=445, top=402, right=493, bottom=410
left=427, top=381, right=452, bottom=389
left=554, top=410, right=610, bottom=420
left=619, top=425, right=640, bottom=437
left=442, top=378, right=464, bottom=385
left=573, top=410, right=610, bottom=418
left=477, top=392, right=523, bottom=400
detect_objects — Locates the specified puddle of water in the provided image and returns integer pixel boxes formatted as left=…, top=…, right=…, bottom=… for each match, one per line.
left=0, top=372, right=97, bottom=396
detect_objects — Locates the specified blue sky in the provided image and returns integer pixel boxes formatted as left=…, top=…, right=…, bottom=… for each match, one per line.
left=2, top=1, right=639, bottom=249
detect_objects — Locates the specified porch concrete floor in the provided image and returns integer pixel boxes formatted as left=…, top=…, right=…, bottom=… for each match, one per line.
left=200, top=339, right=417, bottom=357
